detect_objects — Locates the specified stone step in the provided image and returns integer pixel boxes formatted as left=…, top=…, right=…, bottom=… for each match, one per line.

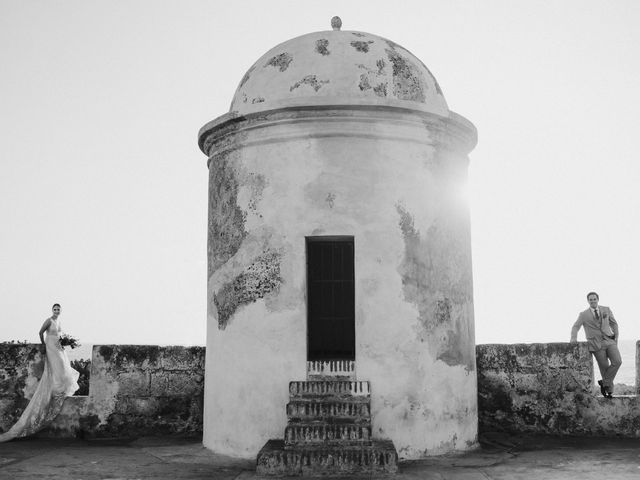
left=257, top=439, right=399, bottom=476
left=307, top=360, right=356, bottom=380
left=285, top=424, right=372, bottom=445
left=289, top=381, right=370, bottom=400
left=287, top=401, right=371, bottom=423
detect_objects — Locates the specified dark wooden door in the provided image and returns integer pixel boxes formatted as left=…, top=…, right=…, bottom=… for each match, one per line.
left=306, top=237, right=355, bottom=360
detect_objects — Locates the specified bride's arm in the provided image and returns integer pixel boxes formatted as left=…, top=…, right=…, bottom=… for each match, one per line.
left=39, top=318, right=51, bottom=350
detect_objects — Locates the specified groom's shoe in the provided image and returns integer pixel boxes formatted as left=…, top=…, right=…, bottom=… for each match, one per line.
left=598, top=380, right=606, bottom=397
left=605, top=386, right=613, bottom=398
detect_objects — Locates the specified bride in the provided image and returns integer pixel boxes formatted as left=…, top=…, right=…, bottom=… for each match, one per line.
left=0, top=304, right=79, bottom=442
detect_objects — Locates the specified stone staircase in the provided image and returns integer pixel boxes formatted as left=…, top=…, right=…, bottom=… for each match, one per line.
left=256, top=363, right=398, bottom=476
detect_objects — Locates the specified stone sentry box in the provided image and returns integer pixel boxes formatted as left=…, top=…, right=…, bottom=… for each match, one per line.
left=198, top=19, right=478, bottom=459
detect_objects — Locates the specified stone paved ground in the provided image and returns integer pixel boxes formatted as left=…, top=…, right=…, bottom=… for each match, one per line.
left=1, top=433, right=639, bottom=479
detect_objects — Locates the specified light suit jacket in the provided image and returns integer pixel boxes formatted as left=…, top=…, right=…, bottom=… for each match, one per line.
left=570, top=306, right=618, bottom=352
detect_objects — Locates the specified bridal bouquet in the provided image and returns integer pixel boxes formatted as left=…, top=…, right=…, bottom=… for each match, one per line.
left=59, top=334, right=80, bottom=349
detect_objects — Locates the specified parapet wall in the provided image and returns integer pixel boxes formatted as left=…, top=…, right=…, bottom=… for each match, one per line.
left=0, top=344, right=204, bottom=438
left=477, top=342, right=640, bottom=437
left=2, top=342, right=638, bottom=440
left=0, top=343, right=43, bottom=433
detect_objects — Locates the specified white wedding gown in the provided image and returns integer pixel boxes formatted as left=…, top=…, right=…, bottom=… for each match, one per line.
left=0, top=318, right=79, bottom=442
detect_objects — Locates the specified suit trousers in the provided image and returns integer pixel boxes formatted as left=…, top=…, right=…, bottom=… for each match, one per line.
left=591, top=338, right=622, bottom=390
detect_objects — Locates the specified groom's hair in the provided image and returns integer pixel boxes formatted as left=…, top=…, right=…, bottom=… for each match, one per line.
left=52, top=303, right=61, bottom=308
left=586, top=292, right=599, bottom=300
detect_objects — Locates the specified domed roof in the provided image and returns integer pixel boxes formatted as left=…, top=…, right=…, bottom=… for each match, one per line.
left=230, top=19, right=449, bottom=116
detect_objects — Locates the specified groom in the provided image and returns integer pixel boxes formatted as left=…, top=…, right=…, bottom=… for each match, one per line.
left=570, top=292, right=622, bottom=398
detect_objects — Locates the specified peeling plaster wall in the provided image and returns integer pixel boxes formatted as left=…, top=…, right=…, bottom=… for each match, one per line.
left=229, top=30, right=449, bottom=116
left=477, top=342, right=640, bottom=437
left=0, top=344, right=204, bottom=438
left=202, top=107, right=477, bottom=459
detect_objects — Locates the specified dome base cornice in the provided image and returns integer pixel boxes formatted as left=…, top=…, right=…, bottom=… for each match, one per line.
left=198, top=105, right=477, bottom=162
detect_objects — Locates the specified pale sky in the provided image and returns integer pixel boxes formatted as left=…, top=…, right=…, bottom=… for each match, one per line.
left=1, top=0, right=639, bottom=347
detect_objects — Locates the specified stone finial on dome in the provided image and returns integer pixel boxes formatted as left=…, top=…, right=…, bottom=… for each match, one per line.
left=331, top=16, right=342, bottom=31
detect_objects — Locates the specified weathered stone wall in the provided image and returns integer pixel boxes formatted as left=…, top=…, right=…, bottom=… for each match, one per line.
left=4, top=341, right=637, bottom=442
left=0, top=344, right=204, bottom=438
left=637, top=340, right=640, bottom=393
left=0, top=344, right=44, bottom=432
left=477, top=342, right=640, bottom=437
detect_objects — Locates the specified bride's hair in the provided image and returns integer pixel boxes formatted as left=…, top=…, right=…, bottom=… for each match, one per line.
left=52, top=303, right=61, bottom=309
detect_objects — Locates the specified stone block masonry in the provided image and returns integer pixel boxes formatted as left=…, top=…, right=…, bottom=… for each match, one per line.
left=0, top=343, right=43, bottom=433
left=0, top=344, right=204, bottom=438
left=477, top=342, right=640, bottom=437
left=85, top=345, right=204, bottom=438
left=637, top=340, right=640, bottom=394
left=2, top=341, right=639, bottom=442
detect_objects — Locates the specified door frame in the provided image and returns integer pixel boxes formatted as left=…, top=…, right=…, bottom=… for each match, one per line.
left=305, top=235, right=356, bottom=361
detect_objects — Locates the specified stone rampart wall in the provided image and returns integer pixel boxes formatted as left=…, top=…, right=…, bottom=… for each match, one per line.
left=2, top=341, right=639, bottom=440
left=0, top=343, right=43, bottom=433
left=0, top=344, right=204, bottom=438
left=477, top=342, right=640, bottom=437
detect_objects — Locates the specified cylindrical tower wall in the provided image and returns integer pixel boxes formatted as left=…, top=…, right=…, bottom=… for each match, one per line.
left=200, top=106, right=477, bottom=459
